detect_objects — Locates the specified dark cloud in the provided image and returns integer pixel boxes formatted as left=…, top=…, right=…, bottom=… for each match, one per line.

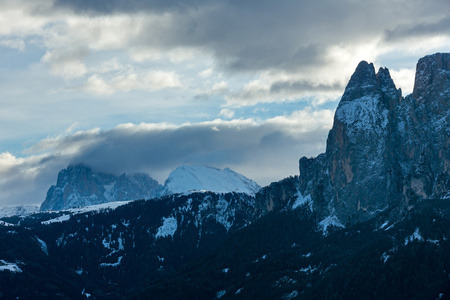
left=0, top=117, right=331, bottom=206
left=46, top=0, right=450, bottom=76
left=270, top=80, right=344, bottom=94
left=64, top=121, right=328, bottom=182
left=52, top=0, right=209, bottom=14
left=384, top=17, right=450, bottom=42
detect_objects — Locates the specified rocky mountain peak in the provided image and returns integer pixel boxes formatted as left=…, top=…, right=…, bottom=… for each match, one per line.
left=413, top=52, right=450, bottom=100
left=40, top=164, right=162, bottom=211
left=340, top=61, right=378, bottom=102
left=299, top=53, right=449, bottom=225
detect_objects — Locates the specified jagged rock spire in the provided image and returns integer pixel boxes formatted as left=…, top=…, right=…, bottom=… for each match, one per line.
left=299, top=53, right=449, bottom=225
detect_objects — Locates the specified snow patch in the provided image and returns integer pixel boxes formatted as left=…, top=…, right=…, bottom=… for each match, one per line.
left=0, top=260, right=22, bottom=273
left=35, top=237, right=48, bottom=255
left=292, top=192, right=311, bottom=210
left=283, top=291, right=299, bottom=300
left=0, top=220, right=16, bottom=227
left=155, top=216, right=177, bottom=239
left=41, top=214, right=71, bottom=225
left=41, top=201, right=132, bottom=225
left=336, top=95, right=389, bottom=139
left=99, top=256, right=123, bottom=267
left=404, top=228, right=423, bottom=245
left=216, top=290, right=226, bottom=299
left=379, top=221, right=389, bottom=230
left=319, top=215, right=344, bottom=234
left=298, top=265, right=317, bottom=274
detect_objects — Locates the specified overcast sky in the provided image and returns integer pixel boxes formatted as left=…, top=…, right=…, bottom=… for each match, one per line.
left=1, top=0, right=449, bottom=207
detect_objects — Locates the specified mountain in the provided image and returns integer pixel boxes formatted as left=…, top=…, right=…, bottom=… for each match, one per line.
left=137, top=197, right=450, bottom=300
left=40, top=164, right=162, bottom=211
left=0, top=205, right=39, bottom=218
left=1, top=53, right=449, bottom=299
left=41, top=164, right=261, bottom=212
left=299, top=53, right=450, bottom=225
left=1, top=191, right=258, bottom=299
left=162, top=165, right=261, bottom=195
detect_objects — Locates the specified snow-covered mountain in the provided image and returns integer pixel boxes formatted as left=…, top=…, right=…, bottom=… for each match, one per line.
left=162, top=165, right=261, bottom=195
left=40, top=164, right=261, bottom=211
left=0, top=205, right=39, bottom=218
left=40, top=164, right=162, bottom=211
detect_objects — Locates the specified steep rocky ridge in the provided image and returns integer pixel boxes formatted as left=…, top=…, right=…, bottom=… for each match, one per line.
left=299, top=53, right=450, bottom=224
left=40, top=164, right=162, bottom=211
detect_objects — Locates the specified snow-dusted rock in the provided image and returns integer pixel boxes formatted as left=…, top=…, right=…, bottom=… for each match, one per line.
left=40, top=164, right=162, bottom=211
left=299, top=53, right=450, bottom=225
left=0, top=205, right=39, bottom=218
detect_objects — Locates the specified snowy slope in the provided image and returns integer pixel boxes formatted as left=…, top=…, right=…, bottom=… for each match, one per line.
left=163, top=165, right=261, bottom=195
left=41, top=200, right=132, bottom=225
left=0, top=205, right=39, bottom=218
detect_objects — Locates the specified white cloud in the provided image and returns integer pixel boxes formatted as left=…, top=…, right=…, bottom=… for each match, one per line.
left=78, top=70, right=182, bottom=95
left=389, top=68, right=416, bottom=96
left=219, top=108, right=235, bottom=119
left=199, top=68, right=213, bottom=78
left=0, top=39, right=25, bottom=51
left=81, top=75, right=114, bottom=95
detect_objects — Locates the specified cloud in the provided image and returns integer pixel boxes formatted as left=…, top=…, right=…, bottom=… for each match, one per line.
left=0, top=38, right=25, bottom=51
left=224, top=71, right=344, bottom=107
left=52, top=0, right=209, bottom=14
left=3, top=0, right=448, bottom=105
left=389, top=68, right=415, bottom=96
left=0, top=0, right=449, bottom=208
left=0, top=151, right=69, bottom=207
left=384, top=16, right=450, bottom=43
left=219, top=108, right=234, bottom=119
left=0, top=108, right=333, bottom=206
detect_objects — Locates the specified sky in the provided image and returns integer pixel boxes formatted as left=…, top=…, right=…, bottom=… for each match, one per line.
left=1, top=0, right=450, bottom=207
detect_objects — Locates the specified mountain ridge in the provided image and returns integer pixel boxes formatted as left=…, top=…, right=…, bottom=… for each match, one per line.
left=299, top=52, right=449, bottom=225
left=1, top=53, right=449, bottom=299
left=40, top=164, right=261, bottom=211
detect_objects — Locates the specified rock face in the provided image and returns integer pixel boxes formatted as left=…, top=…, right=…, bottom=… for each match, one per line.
left=299, top=53, right=450, bottom=224
left=40, top=164, right=162, bottom=211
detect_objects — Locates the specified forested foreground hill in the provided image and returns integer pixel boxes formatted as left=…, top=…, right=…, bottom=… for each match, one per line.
left=134, top=198, right=450, bottom=300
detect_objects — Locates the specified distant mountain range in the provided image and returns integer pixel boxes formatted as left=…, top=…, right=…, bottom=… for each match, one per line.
left=0, top=205, right=39, bottom=219
left=0, top=53, right=448, bottom=299
left=39, top=164, right=261, bottom=211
